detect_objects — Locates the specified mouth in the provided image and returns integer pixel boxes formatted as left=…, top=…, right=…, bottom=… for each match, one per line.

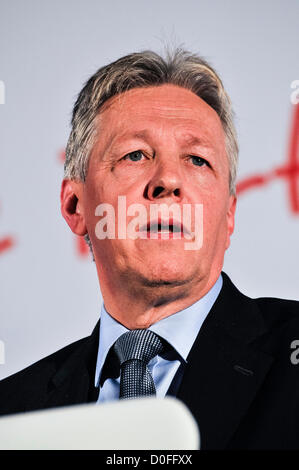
left=139, top=218, right=191, bottom=239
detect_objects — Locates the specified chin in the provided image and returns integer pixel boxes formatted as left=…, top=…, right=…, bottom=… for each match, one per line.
left=138, top=259, right=198, bottom=287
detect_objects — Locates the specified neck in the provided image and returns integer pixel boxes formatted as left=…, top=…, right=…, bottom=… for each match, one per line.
left=97, top=267, right=221, bottom=329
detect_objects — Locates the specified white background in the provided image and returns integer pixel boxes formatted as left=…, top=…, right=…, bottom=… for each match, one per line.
left=0, top=0, right=298, bottom=379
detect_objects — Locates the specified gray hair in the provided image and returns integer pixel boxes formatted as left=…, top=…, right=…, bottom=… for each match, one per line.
left=64, top=48, right=238, bottom=252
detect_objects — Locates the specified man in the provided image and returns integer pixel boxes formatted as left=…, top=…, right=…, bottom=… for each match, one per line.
left=1, top=49, right=299, bottom=450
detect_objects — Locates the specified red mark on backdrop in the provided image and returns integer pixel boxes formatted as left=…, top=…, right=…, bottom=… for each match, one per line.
left=0, top=237, right=14, bottom=255
left=59, top=150, right=90, bottom=257
left=76, top=236, right=89, bottom=256
left=58, top=149, right=66, bottom=164
left=59, top=104, right=299, bottom=258
left=0, top=203, right=15, bottom=255
left=236, top=103, right=299, bottom=214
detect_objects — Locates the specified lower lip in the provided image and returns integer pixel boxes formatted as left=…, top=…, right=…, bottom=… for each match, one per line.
left=138, top=231, right=186, bottom=240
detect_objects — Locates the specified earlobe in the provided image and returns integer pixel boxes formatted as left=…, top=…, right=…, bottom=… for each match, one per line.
left=60, top=179, right=87, bottom=236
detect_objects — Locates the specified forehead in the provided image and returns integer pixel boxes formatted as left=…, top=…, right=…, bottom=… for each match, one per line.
left=97, top=84, right=225, bottom=146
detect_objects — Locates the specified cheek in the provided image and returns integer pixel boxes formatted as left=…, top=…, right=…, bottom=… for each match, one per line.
left=83, top=181, right=140, bottom=241
left=202, top=195, right=230, bottom=240
left=112, top=163, right=148, bottom=182
left=84, top=174, right=121, bottom=211
left=82, top=181, right=109, bottom=237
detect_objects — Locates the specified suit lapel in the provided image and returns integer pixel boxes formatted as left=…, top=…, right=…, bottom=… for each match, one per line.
left=176, top=273, right=274, bottom=450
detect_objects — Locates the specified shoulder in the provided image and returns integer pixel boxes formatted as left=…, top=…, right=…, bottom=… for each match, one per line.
left=2, top=335, right=89, bottom=382
left=253, top=296, right=299, bottom=349
left=219, top=272, right=299, bottom=348
left=0, top=335, right=90, bottom=415
left=254, top=295, right=299, bottom=326
left=222, top=271, right=299, bottom=323
left=234, top=287, right=299, bottom=359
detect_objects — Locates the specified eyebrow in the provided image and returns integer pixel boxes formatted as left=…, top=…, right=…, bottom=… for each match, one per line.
left=105, top=129, right=213, bottom=157
left=116, top=130, right=151, bottom=142
left=114, top=131, right=209, bottom=145
left=182, top=135, right=203, bottom=147
left=104, top=130, right=150, bottom=153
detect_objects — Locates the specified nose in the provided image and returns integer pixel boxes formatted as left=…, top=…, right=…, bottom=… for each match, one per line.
left=145, top=157, right=183, bottom=202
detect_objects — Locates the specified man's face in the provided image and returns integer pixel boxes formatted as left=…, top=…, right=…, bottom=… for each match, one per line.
left=73, top=84, right=236, bottom=292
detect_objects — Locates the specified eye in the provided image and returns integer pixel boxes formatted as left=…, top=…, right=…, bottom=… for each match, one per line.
left=122, top=150, right=145, bottom=162
left=189, top=155, right=210, bottom=167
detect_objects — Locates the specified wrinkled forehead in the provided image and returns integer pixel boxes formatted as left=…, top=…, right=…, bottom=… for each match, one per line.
left=95, top=84, right=226, bottom=150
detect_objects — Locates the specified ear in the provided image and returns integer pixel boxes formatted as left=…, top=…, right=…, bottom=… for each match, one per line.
left=60, top=179, right=87, bottom=236
left=225, top=195, right=237, bottom=249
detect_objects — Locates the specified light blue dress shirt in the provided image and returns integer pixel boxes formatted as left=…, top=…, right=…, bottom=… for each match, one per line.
left=95, top=274, right=223, bottom=403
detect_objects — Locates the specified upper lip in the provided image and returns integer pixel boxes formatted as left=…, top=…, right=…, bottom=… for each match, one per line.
left=139, top=217, right=190, bottom=235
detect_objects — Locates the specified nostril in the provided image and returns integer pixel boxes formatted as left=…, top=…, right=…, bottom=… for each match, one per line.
left=152, top=186, right=165, bottom=198
left=173, top=188, right=180, bottom=197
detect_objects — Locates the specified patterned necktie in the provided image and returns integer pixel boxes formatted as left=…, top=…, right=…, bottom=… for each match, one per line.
left=113, top=329, right=164, bottom=399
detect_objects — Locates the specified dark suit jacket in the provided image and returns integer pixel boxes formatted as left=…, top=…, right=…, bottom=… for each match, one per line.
left=1, top=272, right=299, bottom=449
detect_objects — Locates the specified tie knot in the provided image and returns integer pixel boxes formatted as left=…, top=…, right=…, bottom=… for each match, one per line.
left=113, top=329, right=164, bottom=366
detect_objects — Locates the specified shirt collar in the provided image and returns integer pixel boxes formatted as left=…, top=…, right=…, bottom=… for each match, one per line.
left=95, top=274, right=223, bottom=387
